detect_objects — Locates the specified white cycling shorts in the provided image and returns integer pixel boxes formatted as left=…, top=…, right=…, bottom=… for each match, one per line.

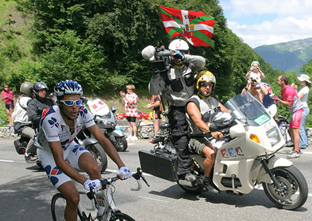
left=37, top=141, right=89, bottom=189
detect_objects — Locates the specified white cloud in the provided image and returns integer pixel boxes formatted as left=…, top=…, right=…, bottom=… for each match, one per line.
left=220, top=0, right=312, bottom=48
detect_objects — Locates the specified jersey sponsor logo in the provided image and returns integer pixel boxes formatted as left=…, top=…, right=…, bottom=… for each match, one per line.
left=79, top=106, right=88, bottom=119
left=72, top=145, right=87, bottom=155
left=48, top=117, right=59, bottom=128
left=44, top=165, right=63, bottom=186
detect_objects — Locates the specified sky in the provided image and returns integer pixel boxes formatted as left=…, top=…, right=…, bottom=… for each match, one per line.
left=219, top=0, right=312, bottom=48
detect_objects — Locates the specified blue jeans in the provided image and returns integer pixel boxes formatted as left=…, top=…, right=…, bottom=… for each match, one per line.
left=299, top=106, right=310, bottom=148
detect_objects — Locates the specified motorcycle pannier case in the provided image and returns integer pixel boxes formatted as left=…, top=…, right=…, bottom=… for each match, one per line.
left=139, top=150, right=178, bottom=182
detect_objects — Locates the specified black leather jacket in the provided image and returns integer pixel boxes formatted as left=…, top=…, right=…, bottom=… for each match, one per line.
left=27, top=97, right=54, bottom=129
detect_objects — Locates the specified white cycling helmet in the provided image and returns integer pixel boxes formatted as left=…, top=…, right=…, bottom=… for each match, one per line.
left=54, top=80, right=83, bottom=97
left=168, top=39, right=189, bottom=52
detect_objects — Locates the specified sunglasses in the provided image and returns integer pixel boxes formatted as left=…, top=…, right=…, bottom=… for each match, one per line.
left=199, top=82, right=213, bottom=87
left=60, top=100, right=82, bottom=106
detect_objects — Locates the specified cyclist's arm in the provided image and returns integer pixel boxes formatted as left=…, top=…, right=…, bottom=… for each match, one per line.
left=49, top=141, right=87, bottom=184
left=87, top=124, right=125, bottom=168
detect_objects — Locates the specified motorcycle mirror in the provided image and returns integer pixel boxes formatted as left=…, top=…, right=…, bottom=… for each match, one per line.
left=111, top=106, right=117, bottom=113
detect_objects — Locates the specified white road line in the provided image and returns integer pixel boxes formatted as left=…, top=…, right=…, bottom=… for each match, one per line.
left=0, top=159, right=14, bottom=162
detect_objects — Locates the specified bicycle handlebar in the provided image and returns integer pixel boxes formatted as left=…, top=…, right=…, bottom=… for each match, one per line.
left=86, top=167, right=149, bottom=199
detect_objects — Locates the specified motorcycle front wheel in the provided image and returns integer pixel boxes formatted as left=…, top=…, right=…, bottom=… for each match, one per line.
left=262, top=165, right=308, bottom=210
left=114, top=137, right=128, bottom=152
left=86, top=143, right=108, bottom=173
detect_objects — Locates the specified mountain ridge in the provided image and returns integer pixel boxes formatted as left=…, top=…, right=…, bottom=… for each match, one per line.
left=254, top=37, right=312, bottom=73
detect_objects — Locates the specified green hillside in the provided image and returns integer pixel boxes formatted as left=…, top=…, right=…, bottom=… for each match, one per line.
left=254, top=38, right=312, bottom=73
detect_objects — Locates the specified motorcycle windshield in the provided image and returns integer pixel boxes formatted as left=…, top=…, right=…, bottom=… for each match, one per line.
left=225, top=92, right=271, bottom=127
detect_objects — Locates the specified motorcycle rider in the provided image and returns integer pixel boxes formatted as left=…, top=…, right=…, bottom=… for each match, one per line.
left=26, top=82, right=54, bottom=160
left=143, top=39, right=206, bottom=183
left=35, top=80, right=132, bottom=220
left=12, top=82, right=36, bottom=162
left=186, top=71, right=230, bottom=192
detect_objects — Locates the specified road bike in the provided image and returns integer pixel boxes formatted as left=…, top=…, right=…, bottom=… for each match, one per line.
left=51, top=168, right=149, bottom=221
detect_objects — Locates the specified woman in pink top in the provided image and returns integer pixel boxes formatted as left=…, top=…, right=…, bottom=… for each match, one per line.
left=1, top=84, right=14, bottom=126
left=119, top=84, right=138, bottom=141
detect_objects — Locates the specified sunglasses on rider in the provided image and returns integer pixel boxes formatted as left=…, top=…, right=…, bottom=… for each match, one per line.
left=60, top=100, right=82, bottom=106
left=199, top=82, right=213, bottom=88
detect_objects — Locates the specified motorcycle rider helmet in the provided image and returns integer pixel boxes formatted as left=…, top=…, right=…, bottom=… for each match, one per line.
left=54, top=80, right=83, bottom=99
left=20, top=82, right=34, bottom=97
left=195, top=71, right=216, bottom=98
left=168, top=39, right=189, bottom=53
left=33, top=82, right=49, bottom=99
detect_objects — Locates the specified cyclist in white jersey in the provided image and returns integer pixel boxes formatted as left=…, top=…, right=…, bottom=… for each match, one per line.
left=35, top=80, right=132, bottom=221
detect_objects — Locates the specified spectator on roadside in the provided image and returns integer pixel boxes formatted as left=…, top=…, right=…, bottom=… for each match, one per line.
left=241, top=74, right=277, bottom=116
left=119, top=84, right=138, bottom=141
left=274, top=75, right=304, bottom=158
left=291, top=74, right=310, bottom=149
left=146, top=94, right=162, bottom=137
left=1, top=84, right=14, bottom=126
left=245, top=61, right=265, bottom=81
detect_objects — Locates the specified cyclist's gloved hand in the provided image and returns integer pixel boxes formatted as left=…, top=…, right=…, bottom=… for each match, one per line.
left=117, top=166, right=132, bottom=179
left=83, top=179, right=102, bottom=192
left=173, top=50, right=184, bottom=60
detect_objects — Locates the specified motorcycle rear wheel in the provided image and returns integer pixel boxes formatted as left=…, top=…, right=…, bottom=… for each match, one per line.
left=262, top=165, right=308, bottom=210
left=114, top=137, right=128, bottom=152
left=86, top=143, right=108, bottom=173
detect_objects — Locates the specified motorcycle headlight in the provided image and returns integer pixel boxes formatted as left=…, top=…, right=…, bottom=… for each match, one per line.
left=266, top=127, right=280, bottom=146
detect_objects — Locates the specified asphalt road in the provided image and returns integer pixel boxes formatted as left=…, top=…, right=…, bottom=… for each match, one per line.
left=0, top=138, right=311, bottom=221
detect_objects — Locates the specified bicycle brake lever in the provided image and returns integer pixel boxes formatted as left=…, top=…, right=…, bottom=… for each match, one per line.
left=87, top=187, right=95, bottom=200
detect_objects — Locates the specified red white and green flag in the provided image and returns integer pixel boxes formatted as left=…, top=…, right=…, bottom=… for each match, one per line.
left=158, top=5, right=214, bottom=47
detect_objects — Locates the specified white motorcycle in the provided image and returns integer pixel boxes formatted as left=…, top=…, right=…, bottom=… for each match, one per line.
left=139, top=92, right=308, bottom=210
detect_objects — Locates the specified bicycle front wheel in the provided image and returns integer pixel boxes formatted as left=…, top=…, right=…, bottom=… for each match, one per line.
left=51, top=193, right=66, bottom=221
left=109, top=211, right=135, bottom=221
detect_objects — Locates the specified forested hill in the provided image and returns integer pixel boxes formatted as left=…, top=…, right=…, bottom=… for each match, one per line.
left=1, top=0, right=276, bottom=100
left=254, top=38, right=312, bottom=74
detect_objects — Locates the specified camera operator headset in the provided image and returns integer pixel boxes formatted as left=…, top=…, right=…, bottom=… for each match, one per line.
left=141, top=39, right=206, bottom=182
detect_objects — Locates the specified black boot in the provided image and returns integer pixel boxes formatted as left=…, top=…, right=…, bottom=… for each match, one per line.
left=203, top=177, right=220, bottom=193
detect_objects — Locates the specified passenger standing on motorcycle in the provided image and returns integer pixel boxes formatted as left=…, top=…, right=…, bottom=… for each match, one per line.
left=242, top=73, right=268, bottom=104
left=186, top=71, right=229, bottom=192
left=245, top=61, right=265, bottom=80
left=119, top=84, right=138, bottom=141
left=275, top=75, right=304, bottom=158
left=12, top=82, right=37, bottom=162
left=26, top=82, right=54, bottom=161
left=242, top=74, right=276, bottom=116
left=144, top=39, right=206, bottom=182
left=35, top=80, right=132, bottom=221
